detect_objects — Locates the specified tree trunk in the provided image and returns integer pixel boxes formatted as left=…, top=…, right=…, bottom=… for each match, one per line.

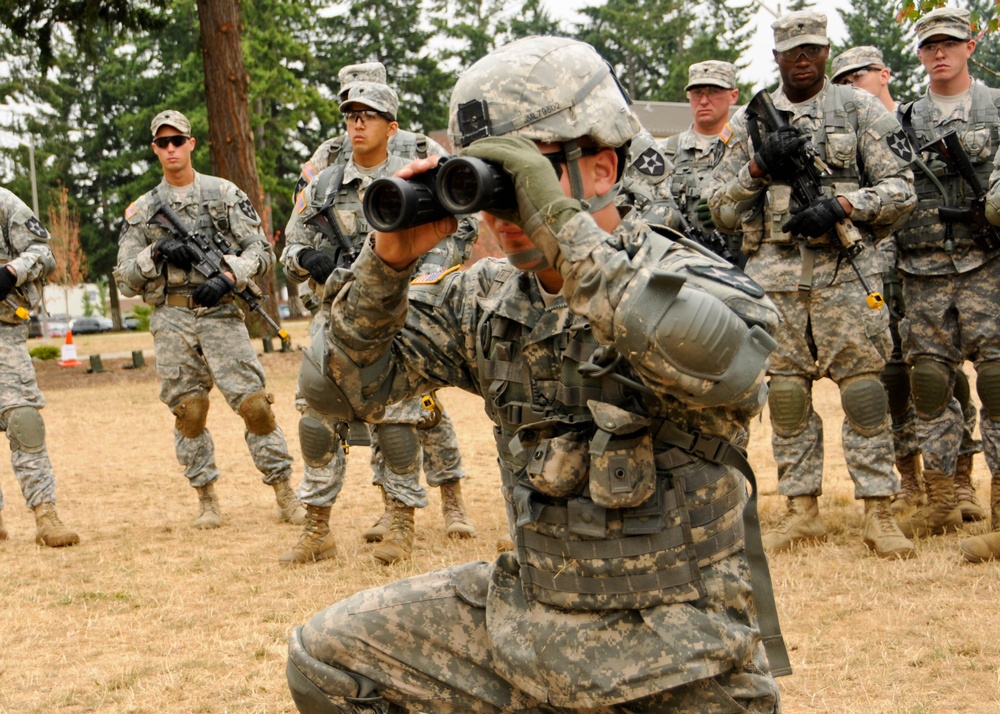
left=196, top=0, right=282, bottom=339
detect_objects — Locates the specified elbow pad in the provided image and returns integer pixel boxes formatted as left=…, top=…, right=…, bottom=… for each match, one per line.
left=615, top=270, right=777, bottom=407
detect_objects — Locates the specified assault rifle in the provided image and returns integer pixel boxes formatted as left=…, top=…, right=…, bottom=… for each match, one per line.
left=747, top=89, right=884, bottom=310
left=301, top=165, right=360, bottom=266
left=149, top=199, right=289, bottom=345
left=923, top=130, right=1000, bottom=253
left=676, top=210, right=737, bottom=265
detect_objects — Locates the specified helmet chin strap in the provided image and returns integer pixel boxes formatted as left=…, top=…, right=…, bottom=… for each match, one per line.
left=562, top=138, right=620, bottom=214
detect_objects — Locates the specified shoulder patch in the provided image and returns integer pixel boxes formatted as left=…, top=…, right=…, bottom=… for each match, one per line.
left=238, top=198, right=259, bottom=221
left=295, top=190, right=307, bottom=214
left=302, top=161, right=318, bottom=184
left=125, top=202, right=138, bottom=221
left=411, top=264, right=460, bottom=285
left=633, top=147, right=666, bottom=177
left=24, top=216, right=49, bottom=238
left=686, top=263, right=765, bottom=298
left=886, top=129, right=913, bottom=163
left=720, top=124, right=733, bottom=144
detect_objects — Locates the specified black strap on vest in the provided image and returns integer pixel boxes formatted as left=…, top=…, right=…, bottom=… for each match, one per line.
left=653, top=420, right=792, bottom=677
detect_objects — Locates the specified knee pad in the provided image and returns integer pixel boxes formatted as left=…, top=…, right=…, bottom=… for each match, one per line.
left=6, top=406, right=46, bottom=453
left=238, top=391, right=278, bottom=436
left=299, top=410, right=342, bottom=469
left=840, top=376, right=889, bottom=437
left=910, top=360, right=953, bottom=420
left=172, top=396, right=210, bottom=438
left=767, top=377, right=811, bottom=438
left=286, top=626, right=360, bottom=713
left=881, top=361, right=912, bottom=422
left=374, top=423, right=420, bottom=474
left=976, top=361, right=1000, bottom=422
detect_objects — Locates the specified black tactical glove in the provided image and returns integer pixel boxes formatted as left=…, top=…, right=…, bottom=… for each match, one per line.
left=192, top=274, right=235, bottom=307
left=298, top=248, right=336, bottom=284
left=782, top=197, right=848, bottom=238
left=0, top=267, right=16, bottom=300
left=154, top=238, right=199, bottom=271
left=753, top=126, right=806, bottom=182
left=694, top=197, right=715, bottom=229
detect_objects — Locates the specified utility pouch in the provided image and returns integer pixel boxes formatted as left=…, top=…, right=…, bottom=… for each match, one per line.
left=524, top=430, right=590, bottom=498
left=587, top=401, right=655, bottom=509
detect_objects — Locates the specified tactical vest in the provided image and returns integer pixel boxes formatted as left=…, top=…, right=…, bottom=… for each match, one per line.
left=663, top=132, right=725, bottom=233
left=475, top=259, right=746, bottom=612
left=895, top=83, right=1000, bottom=251
left=753, top=85, right=862, bottom=246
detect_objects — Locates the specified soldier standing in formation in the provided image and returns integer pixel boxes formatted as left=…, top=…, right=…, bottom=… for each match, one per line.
left=882, top=8, right=1000, bottom=559
left=662, top=60, right=744, bottom=265
left=281, top=74, right=477, bottom=566
left=114, top=110, right=306, bottom=530
left=708, top=11, right=917, bottom=558
left=832, top=45, right=985, bottom=522
left=287, top=35, right=788, bottom=714
left=0, top=187, right=79, bottom=548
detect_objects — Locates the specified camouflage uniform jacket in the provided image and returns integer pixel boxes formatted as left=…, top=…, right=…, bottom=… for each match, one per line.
left=708, top=81, right=915, bottom=292
left=0, top=187, right=54, bottom=323
left=618, top=128, right=682, bottom=229
left=319, top=210, right=782, bottom=702
left=899, top=80, right=1000, bottom=276
left=662, top=126, right=726, bottom=234
left=115, top=173, right=274, bottom=306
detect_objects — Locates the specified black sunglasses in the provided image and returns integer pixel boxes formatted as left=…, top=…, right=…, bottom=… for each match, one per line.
left=344, top=109, right=393, bottom=124
left=541, top=147, right=602, bottom=180
left=153, top=135, right=191, bottom=149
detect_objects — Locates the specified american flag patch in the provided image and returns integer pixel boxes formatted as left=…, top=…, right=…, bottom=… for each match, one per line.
left=720, top=124, right=733, bottom=144
left=295, top=190, right=307, bottom=214
left=301, top=161, right=318, bottom=183
left=411, top=264, right=460, bottom=285
left=125, top=202, right=137, bottom=220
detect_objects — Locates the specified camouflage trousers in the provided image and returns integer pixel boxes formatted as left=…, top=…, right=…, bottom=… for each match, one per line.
left=0, top=322, right=57, bottom=511
left=766, top=289, right=897, bottom=498
left=900, top=262, right=1000, bottom=477
left=885, top=314, right=980, bottom=463
left=150, top=304, right=293, bottom=488
left=290, top=555, right=780, bottom=713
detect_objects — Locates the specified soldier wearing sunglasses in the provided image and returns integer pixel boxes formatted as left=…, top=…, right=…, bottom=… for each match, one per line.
left=708, top=11, right=918, bottom=559
left=114, top=110, right=306, bottom=532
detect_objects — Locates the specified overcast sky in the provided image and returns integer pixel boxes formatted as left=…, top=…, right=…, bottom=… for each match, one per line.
left=542, top=0, right=851, bottom=91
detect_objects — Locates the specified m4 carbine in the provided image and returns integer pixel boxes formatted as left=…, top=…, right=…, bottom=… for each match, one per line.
left=923, top=130, right=1000, bottom=253
left=149, top=200, right=290, bottom=345
left=301, top=165, right=361, bottom=265
left=747, top=89, right=884, bottom=310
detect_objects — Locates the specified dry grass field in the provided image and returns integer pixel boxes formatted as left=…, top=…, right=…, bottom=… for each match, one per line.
left=1, top=319, right=999, bottom=713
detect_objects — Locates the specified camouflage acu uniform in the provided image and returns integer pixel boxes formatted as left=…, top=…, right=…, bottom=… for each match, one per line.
left=284, top=145, right=476, bottom=511
left=707, top=81, right=916, bottom=500
left=291, top=205, right=783, bottom=710
left=895, top=81, right=1000, bottom=484
left=115, top=173, right=294, bottom=489
left=617, top=129, right=683, bottom=229
left=0, top=188, right=61, bottom=512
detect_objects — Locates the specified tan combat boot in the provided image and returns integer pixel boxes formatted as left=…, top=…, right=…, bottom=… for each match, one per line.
left=862, top=497, right=916, bottom=559
left=273, top=480, right=307, bottom=525
left=954, top=453, right=987, bottom=522
left=762, top=495, right=827, bottom=552
left=891, top=453, right=926, bottom=515
left=440, top=480, right=477, bottom=539
left=362, top=486, right=392, bottom=542
left=897, top=470, right=962, bottom=538
left=193, top=483, right=222, bottom=529
left=372, top=499, right=415, bottom=565
left=33, top=502, right=80, bottom=547
left=959, top=478, right=1000, bottom=563
left=279, top=505, right=337, bottom=565
left=0, top=510, right=8, bottom=541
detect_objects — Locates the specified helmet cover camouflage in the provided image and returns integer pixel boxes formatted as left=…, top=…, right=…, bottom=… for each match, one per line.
left=448, top=36, right=641, bottom=150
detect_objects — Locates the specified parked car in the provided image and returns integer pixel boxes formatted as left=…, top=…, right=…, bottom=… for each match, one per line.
left=70, top=317, right=113, bottom=334
left=47, top=320, right=70, bottom=338
left=278, top=303, right=290, bottom=319
left=28, top=314, right=42, bottom=338
left=123, top=315, right=140, bottom=330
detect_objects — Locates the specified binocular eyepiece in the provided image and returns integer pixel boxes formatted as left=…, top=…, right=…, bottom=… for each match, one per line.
left=363, top=156, right=515, bottom=233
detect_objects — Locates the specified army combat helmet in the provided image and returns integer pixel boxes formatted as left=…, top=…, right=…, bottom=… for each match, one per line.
left=448, top=36, right=642, bottom=207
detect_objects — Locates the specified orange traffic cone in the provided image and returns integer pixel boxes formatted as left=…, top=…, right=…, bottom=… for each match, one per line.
left=58, top=329, right=83, bottom=368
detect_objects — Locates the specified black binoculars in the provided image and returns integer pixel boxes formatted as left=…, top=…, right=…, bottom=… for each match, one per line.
left=363, top=156, right=516, bottom=232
